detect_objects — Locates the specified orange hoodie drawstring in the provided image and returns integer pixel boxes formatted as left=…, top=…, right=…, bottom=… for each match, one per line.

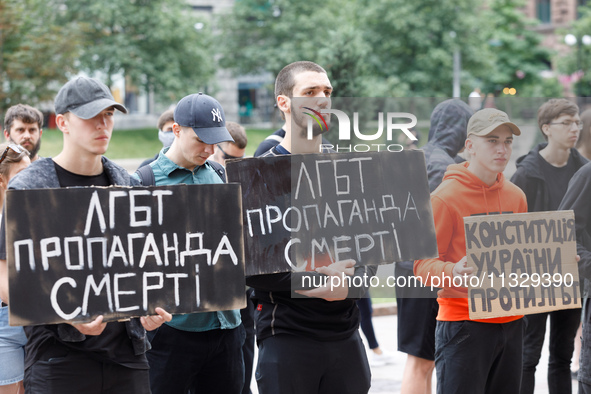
left=481, top=186, right=489, bottom=214
left=480, top=186, right=503, bottom=214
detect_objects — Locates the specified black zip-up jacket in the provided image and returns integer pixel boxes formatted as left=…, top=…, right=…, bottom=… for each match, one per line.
left=511, top=142, right=588, bottom=212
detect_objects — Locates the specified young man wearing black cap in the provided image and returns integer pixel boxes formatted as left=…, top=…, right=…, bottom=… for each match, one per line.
left=0, top=76, right=172, bottom=393
left=134, top=93, right=245, bottom=394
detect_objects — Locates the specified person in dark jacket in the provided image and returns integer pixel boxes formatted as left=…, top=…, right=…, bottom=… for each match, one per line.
left=560, top=160, right=591, bottom=394
left=396, top=98, right=473, bottom=393
left=0, top=77, right=172, bottom=394
left=247, top=61, right=374, bottom=394
left=512, top=98, right=587, bottom=394
left=253, top=127, right=286, bottom=157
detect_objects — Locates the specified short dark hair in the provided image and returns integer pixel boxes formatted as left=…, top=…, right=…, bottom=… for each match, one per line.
left=538, top=99, right=579, bottom=141
left=3, top=104, right=44, bottom=135
left=274, top=61, right=327, bottom=99
left=225, top=121, right=248, bottom=149
left=157, top=109, right=175, bottom=130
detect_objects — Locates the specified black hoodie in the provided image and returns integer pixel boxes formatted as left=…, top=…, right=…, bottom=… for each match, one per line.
left=511, top=142, right=588, bottom=212
left=423, top=99, right=474, bottom=193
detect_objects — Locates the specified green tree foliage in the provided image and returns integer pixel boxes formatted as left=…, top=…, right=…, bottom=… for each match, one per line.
left=0, top=0, right=80, bottom=111
left=480, top=0, right=552, bottom=95
left=57, top=0, right=215, bottom=103
left=220, top=0, right=551, bottom=98
left=361, top=0, right=494, bottom=97
left=220, top=0, right=491, bottom=96
left=556, top=5, right=591, bottom=97
left=219, top=0, right=332, bottom=78
left=218, top=0, right=394, bottom=97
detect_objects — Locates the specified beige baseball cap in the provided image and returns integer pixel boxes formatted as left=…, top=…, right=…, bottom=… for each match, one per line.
left=467, top=108, right=521, bottom=137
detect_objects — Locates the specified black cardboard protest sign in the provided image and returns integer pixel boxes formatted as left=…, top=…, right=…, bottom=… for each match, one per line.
left=226, top=150, right=437, bottom=275
left=465, top=211, right=580, bottom=319
left=6, top=184, right=246, bottom=326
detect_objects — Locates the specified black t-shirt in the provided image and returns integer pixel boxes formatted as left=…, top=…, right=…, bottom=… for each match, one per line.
left=54, top=161, right=111, bottom=187
left=4, top=160, right=146, bottom=369
left=539, top=153, right=580, bottom=210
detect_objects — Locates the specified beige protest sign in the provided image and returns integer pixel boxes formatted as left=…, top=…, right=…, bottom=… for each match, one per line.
left=465, top=211, right=580, bottom=320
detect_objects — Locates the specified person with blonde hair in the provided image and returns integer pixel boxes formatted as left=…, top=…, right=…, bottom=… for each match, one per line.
left=0, top=143, right=31, bottom=394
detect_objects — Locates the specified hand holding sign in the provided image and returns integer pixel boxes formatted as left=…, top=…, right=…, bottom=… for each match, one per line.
left=317, top=259, right=356, bottom=277
left=140, top=307, right=172, bottom=331
left=465, top=211, right=580, bottom=319
left=71, top=315, right=106, bottom=336
left=6, top=185, right=246, bottom=326
left=226, top=151, right=438, bottom=276
left=452, top=256, right=474, bottom=288
left=295, top=259, right=356, bottom=301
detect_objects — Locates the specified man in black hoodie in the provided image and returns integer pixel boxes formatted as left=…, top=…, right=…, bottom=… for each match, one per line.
left=512, top=98, right=587, bottom=394
left=396, top=99, right=473, bottom=393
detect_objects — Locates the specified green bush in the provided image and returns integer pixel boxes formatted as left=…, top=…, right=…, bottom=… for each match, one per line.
left=39, top=127, right=275, bottom=159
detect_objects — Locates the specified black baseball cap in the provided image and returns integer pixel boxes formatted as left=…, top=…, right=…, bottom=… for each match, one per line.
left=174, top=93, right=234, bottom=145
left=54, top=76, right=127, bottom=119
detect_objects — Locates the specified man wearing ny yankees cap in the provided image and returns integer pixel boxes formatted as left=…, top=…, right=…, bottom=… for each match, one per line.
left=132, top=93, right=245, bottom=394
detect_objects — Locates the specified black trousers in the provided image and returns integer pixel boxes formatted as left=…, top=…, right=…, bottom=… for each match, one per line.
left=147, top=324, right=245, bottom=394
left=435, top=319, right=523, bottom=394
left=255, top=332, right=371, bottom=394
left=521, top=308, right=581, bottom=394
left=25, top=345, right=149, bottom=394
left=241, top=288, right=256, bottom=394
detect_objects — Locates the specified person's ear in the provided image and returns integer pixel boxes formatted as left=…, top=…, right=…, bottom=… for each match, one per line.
left=3, top=130, right=9, bottom=140
left=276, top=95, right=291, bottom=115
left=465, top=137, right=474, bottom=156
left=172, top=123, right=182, bottom=137
left=56, top=114, right=68, bottom=134
left=541, top=124, right=550, bottom=138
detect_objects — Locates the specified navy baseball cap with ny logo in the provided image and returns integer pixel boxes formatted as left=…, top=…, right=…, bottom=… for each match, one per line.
left=173, top=93, right=234, bottom=145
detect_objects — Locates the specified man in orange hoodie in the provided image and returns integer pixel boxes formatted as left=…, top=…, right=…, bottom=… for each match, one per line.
left=415, top=108, right=527, bottom=393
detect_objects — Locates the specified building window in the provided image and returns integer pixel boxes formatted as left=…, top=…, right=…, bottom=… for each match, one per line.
left=537, top=0, right=551, bottom=24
